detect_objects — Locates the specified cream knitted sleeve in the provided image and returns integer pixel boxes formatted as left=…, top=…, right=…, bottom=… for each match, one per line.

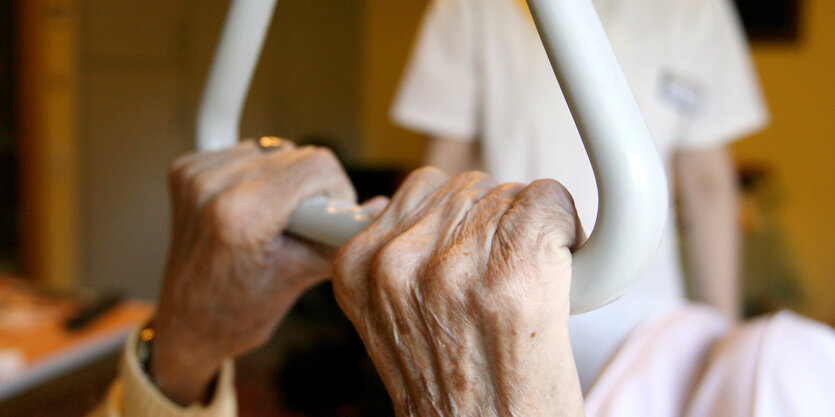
left=88, top=328, right=237, bottom=417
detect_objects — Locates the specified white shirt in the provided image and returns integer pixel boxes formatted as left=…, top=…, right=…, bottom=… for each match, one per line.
left=585, top=304, right=835, bottom=417
left=392, top=0, right=767, bottom=390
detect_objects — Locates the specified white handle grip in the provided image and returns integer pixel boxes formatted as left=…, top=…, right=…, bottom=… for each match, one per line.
left=286, top=196, right=376, bottom=248
left=197, top=0, right=668, bottom=314
left=526, top=0, right=668, bottom=313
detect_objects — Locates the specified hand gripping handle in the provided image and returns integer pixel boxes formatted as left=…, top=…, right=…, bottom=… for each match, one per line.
left=197, top=0, right=668, bottom=314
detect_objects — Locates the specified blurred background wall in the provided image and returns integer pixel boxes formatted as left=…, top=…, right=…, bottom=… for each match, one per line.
left=0, top=2, right=17, bottom=273
left=359, top=0, right=427, bottom=167
left=9, top=0, right=833, bottom=323
left=734, top=0, right=835, bottom=323
left=77, top=0, right=363, bottom=299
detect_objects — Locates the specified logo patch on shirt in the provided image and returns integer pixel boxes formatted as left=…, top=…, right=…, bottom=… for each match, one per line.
left=659, top=72, right=704, bottom=116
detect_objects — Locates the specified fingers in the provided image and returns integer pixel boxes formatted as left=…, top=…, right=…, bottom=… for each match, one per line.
left=168, top=140, right=293, bottom=210
left=205, top=146, right=356, bottom=249
left=422, top=171, right=498, bottom=245
left=329, top=172, right=584, bottom=416
left=330, top=170, right=584, bottom=413
left=168, top=142, right=357, bottom=253
left=453, top=181, right=526, bottom=249
left=398, top=181, right=525, bottom=324
left=333, top=167, right=448, bottom=319
left=375, top=170, right=496, bottom=263
left=169, top=140, right=258, bottom=176
left=370, top=169, right=495, bottom=253
left=371, top=171, right=496, bottom=293
left=369, top=166, right=450, bottom=234
left=501, top=179, right=582, bottom=254
left=361, top=196, right=390, bottom=212
left=169, top=140, right=273, bottom=193
left=334, top=168, right=494, bottom=408
left=167, top=142, right=265, bottom=249
left=334, top=169, right=583, bottom=325
left=333, top=169, right=496, bottom=327
left=488, top=179, right=581, bottom=304
left=335, top=168, right=448, bottom=272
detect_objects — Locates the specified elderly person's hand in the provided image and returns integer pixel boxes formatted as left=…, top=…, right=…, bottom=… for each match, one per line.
left=333, top=168, right=586, bottom=417
left=150, top=141, right=355, bottom=405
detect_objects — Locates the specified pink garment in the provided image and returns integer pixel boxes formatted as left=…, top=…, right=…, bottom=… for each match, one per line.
left=585, top=304, right=835, bottom=417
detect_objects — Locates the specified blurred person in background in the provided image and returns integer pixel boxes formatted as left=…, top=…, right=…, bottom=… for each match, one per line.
left=392, top=0, right=768, bottom=391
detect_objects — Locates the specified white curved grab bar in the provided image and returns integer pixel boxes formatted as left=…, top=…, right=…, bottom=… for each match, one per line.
left=197, top=0, right=278, bottom=152
left=527, top=0, right=668, bottom=313
left=196, top=0, right=668, bottom=314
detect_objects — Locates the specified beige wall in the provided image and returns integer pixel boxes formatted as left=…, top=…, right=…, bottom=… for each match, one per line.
left=17, top=0, right=82, bottom=290
left=359, top=0, right=428, bottom=168
left=735, top=0, right=835, bottom=323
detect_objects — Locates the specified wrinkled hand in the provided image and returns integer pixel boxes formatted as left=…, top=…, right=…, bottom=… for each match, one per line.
left=151, top=141, right=355, bottom=405
left=334, top=168, right=586, bottom=417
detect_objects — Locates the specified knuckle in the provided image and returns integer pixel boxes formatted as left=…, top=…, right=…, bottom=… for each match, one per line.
left=496, top=181, right=527, bottom=198
left=169, top=153, right=195, bottom=173
left=371, top=236, right=417, bottom=294
left=189, top=170, right=215, bottom=196
left=429, top=244, right=468, bottom=279
left=332, top=273, right=362, bottom=322
left=331, top=283, right=356, bottom=320
left=168, top=154, right=195, bottom=187
left=333, top=243, right=361, bottom=284
left=303, top=146, right=340, bottom=170
left=529, top=179, right=578, bottom=248
left=203, top=190, right=248, bottom=244
left=454, top=170, right=491, bottom=185
left=332, top=234, right=375, bottom=317
left=204, top=196, right=231, bottom=228
left=414, top=165, right=444, bottom=178
left=374, top=240, right=405, bottom=278
left=448, top=171, right=496, bottom=199
left=508, top=179, right=578, bottom=251
left=528, top=179, right=575, bottom=212
left=290, top=146, right=355, bottom=202
left=390, top=167, right=449, bottom=215
left=408, top=166, right=448, bottom=187
left=422, top=249, right=470, bottom=300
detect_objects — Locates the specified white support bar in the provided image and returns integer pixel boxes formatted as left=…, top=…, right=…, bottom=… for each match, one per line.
left=527, top=0, right=668, bottom=313
left=196, top=0, right=669, bottom=315
left=197, top=0, right=278, bottom=151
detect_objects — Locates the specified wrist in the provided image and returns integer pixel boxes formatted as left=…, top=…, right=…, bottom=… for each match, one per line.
left=146, top=318, right=226, bottom=405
